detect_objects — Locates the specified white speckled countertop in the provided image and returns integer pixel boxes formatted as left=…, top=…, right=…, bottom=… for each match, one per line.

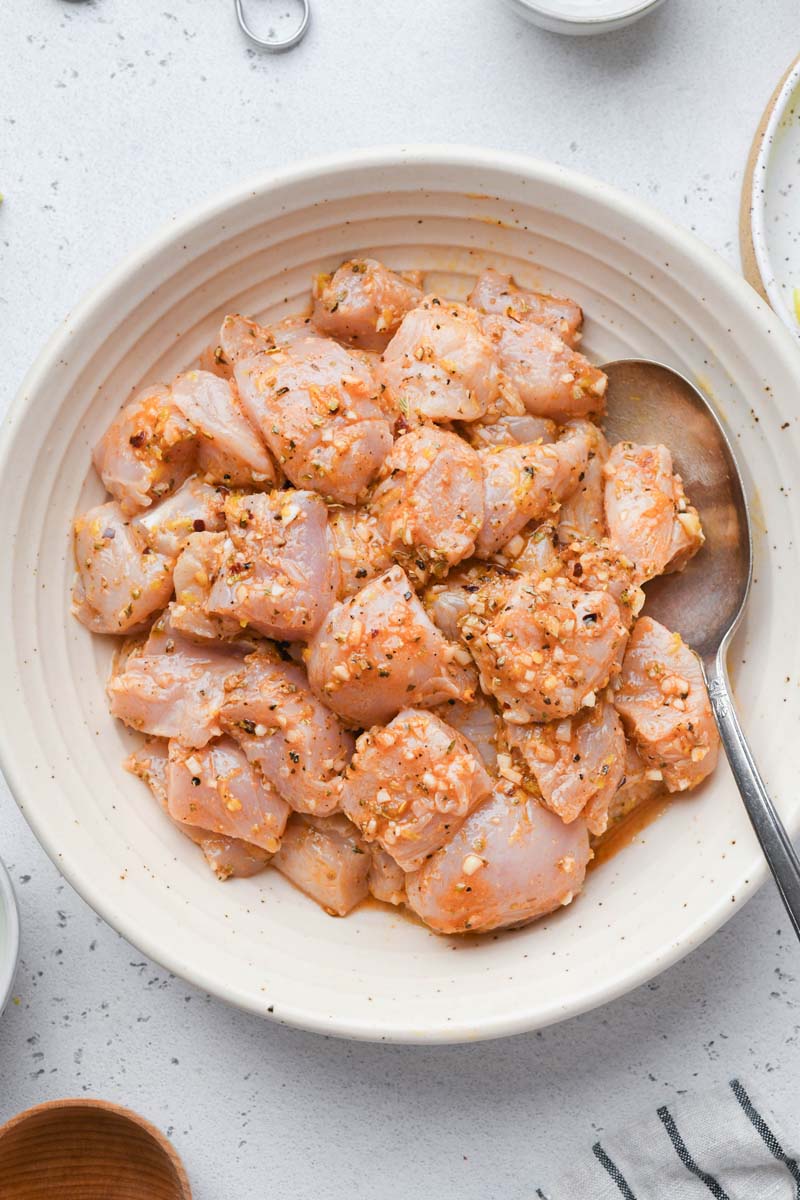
left=1, top=2, right=799, bottom=1196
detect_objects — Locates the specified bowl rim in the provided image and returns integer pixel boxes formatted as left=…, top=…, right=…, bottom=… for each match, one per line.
left=1, top=144, right=797, bottom=1042
left=0, top=855, right=19, bottom=1018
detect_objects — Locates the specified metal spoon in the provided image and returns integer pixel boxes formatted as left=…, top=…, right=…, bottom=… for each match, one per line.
left=603, top=359, right=800, bottom=937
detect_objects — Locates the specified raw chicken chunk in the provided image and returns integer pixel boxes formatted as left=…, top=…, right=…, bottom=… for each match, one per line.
left=405, top=782, right=590, bottom=934
left=475, top=420, right=593, bottom=558
left=273, top=813, right=371, bottom=916
left=235, top=335, right=393, bottom=504
left=125, top=738, right=272, bottom=879
left=463, top=412, right=557, bottom=451
left=369, top=427, right=484, bottom=580
left=167, top=736, right=289, bottom=853
left=107, top=613, right=250, bottom=746
left=506, top=696, right=625, bottom=834
left=430, top=696, right=500, bottom=773
left=422, top=561, right=496, bottom=642
left=368, top=846, right=406, bottom=906
left=604, top=442, right=704, bottom=584
left=604, top=740, right=666, bottom=829
left=467, top=268, right=583, bottom=346
left=312, top=258, right=423, bottom=351
left=614, top=616, right=719, bottom=792
left=222, top=652, right=354, bottom=816
left=307, top=565, right=476, bottom=727
left=327, top=506, right=393, bottom=599
left=207, top=490, right=337, bottom=641
left=201, top=314, right=275, bottom=377
left=170, top=532, right=242, bottom=642
left=557, top=425, right=609, bottom=545
left=461, top=573, right=627, bottom=723
left=342, top=708, right=492, bottom=871
left=171, top=369, right=278, bottom=489
left=93, top=383, right=197, bottom=514
left=132, top=476, right=226, bottom=559
left=378, top=297, right=503, bottom=423
left=72, top=501, right=173, bottom=634
left=482, top=314, right=606, bottom=422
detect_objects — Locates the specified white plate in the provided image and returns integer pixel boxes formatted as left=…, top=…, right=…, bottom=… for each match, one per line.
left=746, top=57, right=800, bottom=333
left=1, top=147, right=799, bottom=1043
left=0, top=858, right=20, bottom=1017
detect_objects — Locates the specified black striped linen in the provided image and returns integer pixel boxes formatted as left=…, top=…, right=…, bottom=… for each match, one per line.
left=538, top=1078, right=798, bottom=1199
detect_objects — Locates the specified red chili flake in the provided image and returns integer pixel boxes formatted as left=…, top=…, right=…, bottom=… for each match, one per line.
left=193, top=519, right=206, bottom=532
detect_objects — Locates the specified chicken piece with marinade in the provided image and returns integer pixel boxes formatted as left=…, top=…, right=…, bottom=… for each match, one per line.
left=132, top=476, right=227, bottom=559
left=273, top=813, right=371, bottom=916
left=307, top=565, right=476, bottom=727
left=405, top=781, right=591, bottom=934
left=505, top=696, right=625, bottom=834
left=171, top=369, right=279, bottom=490
left=369, top=426, right=485, bottom=581
left=614, top=616, right=719, bottom=792
left=125, top=738, right=273, bottom=879
left=342, top=708, right=492, bottom=871
left=604, top=441, right=704, bottom=584
left=312, top=258, right=423, bottom=351
left=94, top=383, right=197, bottom=514
left=461, top=573, right=627, bottom=724
left=235, top=335, right=393, bottom=504
left=207, top=490, right=337, bottom=641
left=167, top=736, right=290, bottom=854
left=222, top=652, right=354, bottom=817
left=467, top=268, right=583, bottom=346
left=327, top=506, right=393, bottom=599
left=475, top=419, right=593, bottom=558
left=72, top=501, right=174, bottom=635
left=378, top=296, right=504, bottom=423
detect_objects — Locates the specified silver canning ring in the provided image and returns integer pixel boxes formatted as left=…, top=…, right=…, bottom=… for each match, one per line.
left=235, top=0, right=311, bottom=52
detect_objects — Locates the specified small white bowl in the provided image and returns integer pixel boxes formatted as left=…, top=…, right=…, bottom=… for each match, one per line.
left=0, top=857, right=19, bottom=1017
left=1, top=147, right=800, bottom=1043
left=503, top=0, right=667, bottom=35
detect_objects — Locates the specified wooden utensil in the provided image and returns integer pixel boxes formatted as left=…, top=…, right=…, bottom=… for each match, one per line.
left=0, top=1099, right=191, bottom=1199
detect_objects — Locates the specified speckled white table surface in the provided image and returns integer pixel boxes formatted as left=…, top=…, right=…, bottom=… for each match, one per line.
left=1, top=1, right=799, bottom=1196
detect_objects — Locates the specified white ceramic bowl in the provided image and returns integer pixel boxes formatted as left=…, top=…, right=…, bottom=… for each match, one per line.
left=1, top=147, right=799, bottom=1043
left=502, top=0, right=667, bottom=36
left=0, top=857, right=20, bottom=1017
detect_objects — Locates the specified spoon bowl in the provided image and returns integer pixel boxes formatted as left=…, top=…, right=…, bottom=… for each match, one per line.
left=0, top=1100, right=191, bottom=1200
left=605, top=359, right=800, bottom=936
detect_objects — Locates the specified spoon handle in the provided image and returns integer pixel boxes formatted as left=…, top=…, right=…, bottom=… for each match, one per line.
left=706, top=652, right=800, bottom=939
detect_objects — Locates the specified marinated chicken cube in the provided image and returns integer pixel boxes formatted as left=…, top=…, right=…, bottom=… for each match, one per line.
left=312, top=258, right=423, bottom=351
left=506, top=696, right=625, bottom=834
left=201, top=314, right=275, bottom=378
left=170, top=532, right=243, bottom=642
left=93, top=383, right=197, bottom=514
left=430, top=695, right=500, bottom=773
left=125, top=737, right=272, bottom=879
left=467, top=268, right=583, bottom=346
left=461, top=573, right=627, bottom=723
left=72, top=501, right=174, bottom=634
left=368, top=846, right=407, bottom=906
left=235, top=335, right=393, bottom=504
left=307, top=565, right=476, bottom=727
left=614, top=616, right=719, bottom=792
left=107, top=612, right=250, bottom=746
left=604, top=442, right=704, bottom=584
left=405, top=781, right=591, bottom=934
left=475, top=419, right=593, bottom=558
left=557, top=425, right=609, bottom=545
left=273, top=813, right=371, bottom=916
left=422, top=560, right=496, bottom=642
left=463, top=412, right=558, bottom=451
left=167, top=736, right=289, bottom=853
left=481, top=313, right=606, bottom=422
left=222, top=651, right=354, bottom=816
left=132, top=476, right=227, bottom=559
left=369, top=427, right=484, bottom=580
left=171, top=369, right=278, bottom=489
left=327, top=506, right=393, bottom=599
left=342, top=708, right=492, bottom=871
left=378, top=297, right=503, bottom=423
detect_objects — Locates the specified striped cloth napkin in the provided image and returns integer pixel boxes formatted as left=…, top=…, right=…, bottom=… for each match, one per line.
left=538, top=1078, right=799, bottom=1199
